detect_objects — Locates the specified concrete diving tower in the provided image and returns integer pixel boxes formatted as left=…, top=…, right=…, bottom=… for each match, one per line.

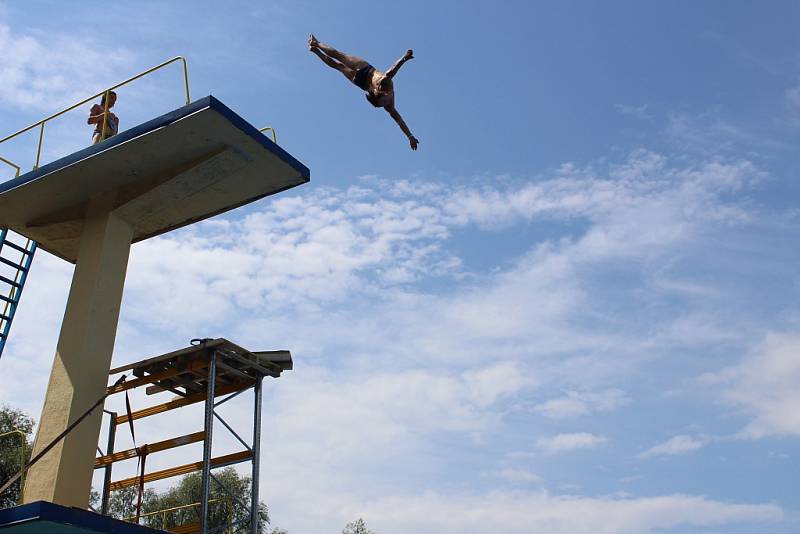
left=0, top=96, right=309, bottom=507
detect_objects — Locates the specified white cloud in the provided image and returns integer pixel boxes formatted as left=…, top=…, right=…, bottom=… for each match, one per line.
left=273, top=364, right=533, bottom=447
left=482, top=468, right=541, bottom=484
left=0, top=24, right=136, bottom=110
left=463, top=362, right=537, bottom=408
left=106, top=151, right=762, bottom=378
left=533, top=389, right=630, bottom=419
left=713, top=332, right=800, bottom=438
left=340, top=491, right=781, bottom=534
left=0, top=249, right=71, bottom=417
left=0, top=149, right=782, bottom=534
left=638, top=435, right=708, bottom=459
left=666, top=112, right=790, bottom=154
left=615, top=103, right=653, bottom=120
left=536, top=433, right=607, bottom=454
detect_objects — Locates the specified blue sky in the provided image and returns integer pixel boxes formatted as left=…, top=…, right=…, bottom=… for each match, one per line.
left=1, top=1, right=800, bottom=533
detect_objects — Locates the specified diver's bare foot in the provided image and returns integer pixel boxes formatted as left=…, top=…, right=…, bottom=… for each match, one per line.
left=404, top=49, right=414, bottom=60
left=308, top=34, right=319, bottom=50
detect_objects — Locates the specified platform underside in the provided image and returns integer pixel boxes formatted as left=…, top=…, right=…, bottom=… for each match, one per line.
left=0, top=96, right=309, bottom=263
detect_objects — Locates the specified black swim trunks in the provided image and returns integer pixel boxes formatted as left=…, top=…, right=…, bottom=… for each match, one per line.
left=353, top=65, right=375, bottom=91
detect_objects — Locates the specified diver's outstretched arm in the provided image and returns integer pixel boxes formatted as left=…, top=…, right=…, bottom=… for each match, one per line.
left=386, top=105, right=418, bottom=150
left=386, top=50, right=414, bottom=79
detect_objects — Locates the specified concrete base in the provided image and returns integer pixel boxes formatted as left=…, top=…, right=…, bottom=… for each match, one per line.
left=23, top=195, right=132, bottom=506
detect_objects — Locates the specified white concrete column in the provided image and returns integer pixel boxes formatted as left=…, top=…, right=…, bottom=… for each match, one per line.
left=23, top=194, right=133, bottom=507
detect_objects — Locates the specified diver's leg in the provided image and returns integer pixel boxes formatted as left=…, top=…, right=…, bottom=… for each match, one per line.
left=311, top=47, right=355, bottom=79
left=311, top=36, right=369, bottom=70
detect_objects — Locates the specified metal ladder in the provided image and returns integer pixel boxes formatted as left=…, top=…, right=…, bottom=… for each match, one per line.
left=0, top=228, right=37, bottom=359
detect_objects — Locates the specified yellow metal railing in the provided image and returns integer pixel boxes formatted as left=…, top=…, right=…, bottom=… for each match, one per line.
left=0, top=430, right=27, bottom=504
left=259, top=126, right=277, bottom=143
left=0, top=156, right=20, bottom=178
left=0, top=56, right=190, bottom=171
left=124, top=498, right=232, bottom=533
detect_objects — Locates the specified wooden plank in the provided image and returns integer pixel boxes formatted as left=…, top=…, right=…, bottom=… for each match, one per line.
left=108, top=339, right=224, bottom=375
left=216, top=360, right=253, bottom=381
left=94, top=431, right=206, bottom=468
left=106, top=367, right=184, bottom=394
left=254, top=350, right=292, bottom=370
left=171, top=523, right=200, bottom=534
left=108, top=450, right=252, bottom=491
left=144, top=383, right=190, bottom=397
left=219, top=349, right=280, bottom=377
left=145, top=372, right=208, bottom=397
left=145, top=373, right=205, bottom=396
left=115, top=381, right=252, bottom=425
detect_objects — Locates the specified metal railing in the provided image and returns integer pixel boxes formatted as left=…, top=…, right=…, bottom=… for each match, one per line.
left=124, top=498, right=232, bottom=533
left=0, top=429, right=27, bottom=504
left=0, top=156, right=20, bottom=178
left=0, top=56, right=191, bottom=171
left=259, top=127, right=277, bottom=144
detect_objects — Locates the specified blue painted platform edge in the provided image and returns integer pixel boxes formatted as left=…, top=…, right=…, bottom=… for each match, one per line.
left=0, top=95, right=310, bottom=196
left=0, top=501, right=165, bottom=533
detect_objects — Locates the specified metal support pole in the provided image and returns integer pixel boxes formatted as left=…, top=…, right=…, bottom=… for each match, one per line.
left=101, top=412, right=117, bottom=515
left=200, top=349, right=217, bottom=534
left=34, top=122, right=45, bottom=169
left=250, top=376, right=263, bottom=534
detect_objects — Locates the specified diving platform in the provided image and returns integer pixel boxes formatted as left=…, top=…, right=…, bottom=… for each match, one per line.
left=0, top=96, right=309, bottom=263
left=0, top=501, right=165, bottom=533
left=0, top=96, right=310, bottom=509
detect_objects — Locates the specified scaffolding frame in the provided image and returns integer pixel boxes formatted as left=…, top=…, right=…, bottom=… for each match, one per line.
left=96, top=338, right=291, bottom=534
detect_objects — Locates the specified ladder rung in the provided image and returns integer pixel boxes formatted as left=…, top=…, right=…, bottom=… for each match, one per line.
left=1, top=240, right=32, bottom=255
left=0, top=294, right=13, bottom=304
left=0, top=313, right=10, bottom=323
left=0, top=257, right=25, bottom=271
left=0, top=275, right=21, bottom=288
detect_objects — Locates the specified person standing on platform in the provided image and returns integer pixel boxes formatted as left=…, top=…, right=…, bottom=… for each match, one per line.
left=308, top=35, right=419, bottom=151
left=87, top=91, right=119, bottom=145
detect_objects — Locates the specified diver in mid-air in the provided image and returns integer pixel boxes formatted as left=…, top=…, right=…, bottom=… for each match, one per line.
left=308, top=35, right=419, bottom=151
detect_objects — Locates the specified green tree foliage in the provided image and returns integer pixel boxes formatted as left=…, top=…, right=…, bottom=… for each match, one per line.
left=0, top=406, right=282, bottom=533
left=89, top=485, right=158, bottom=520
left=0, top=405, right=34, bottom=509
left=103, top=467, right=269, bottom=533
left=342, top=518, right=376, bottom=534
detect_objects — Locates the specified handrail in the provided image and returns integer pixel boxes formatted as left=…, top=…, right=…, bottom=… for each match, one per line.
left=259, top=127, right=277, bottom=144
left=0, top=156, right=20, bottom=178
left=124, top=498, right=232, bottom=533
left=0, top=56, right=190, bottom=170
left=0, top=430, right=27, bottom=503
left=125, top=498, right=220, bottom=520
